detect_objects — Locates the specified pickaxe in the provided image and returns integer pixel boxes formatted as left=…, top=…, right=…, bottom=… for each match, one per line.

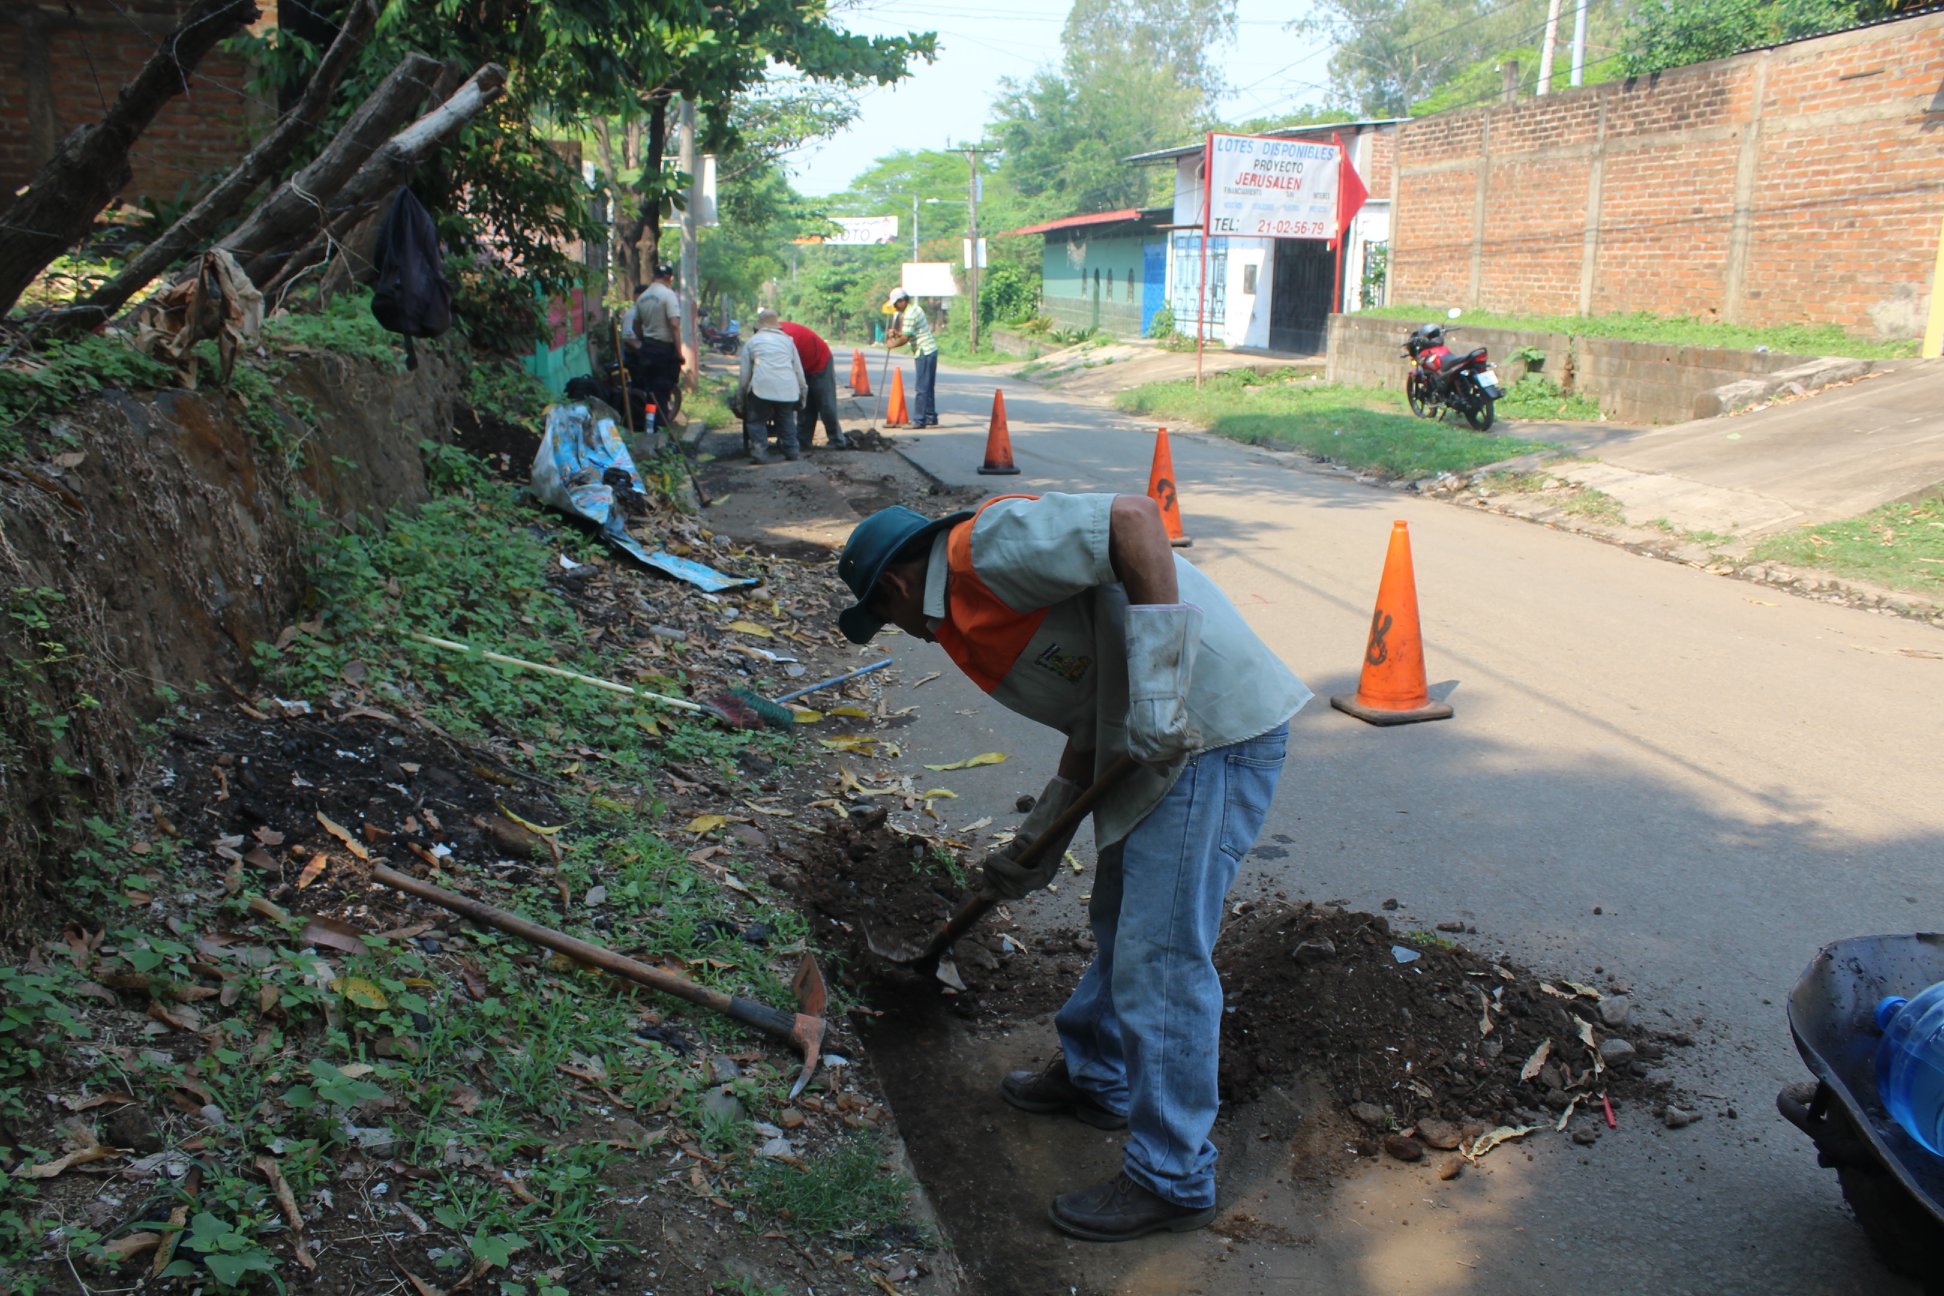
left=373, top=864, right=827, bottom=1098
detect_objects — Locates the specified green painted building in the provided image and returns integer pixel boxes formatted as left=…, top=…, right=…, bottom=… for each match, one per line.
left=1005, top=208, right=1171, bottom=338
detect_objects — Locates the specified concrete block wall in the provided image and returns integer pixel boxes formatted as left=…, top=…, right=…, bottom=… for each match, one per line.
left=1388, top=12, right=1944, bottom=339
left=0, top=1, right=270, bottom=205
left=1326, top=313, right=1834, bottom=424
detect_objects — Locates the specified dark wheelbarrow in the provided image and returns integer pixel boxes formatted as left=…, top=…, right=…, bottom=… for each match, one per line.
left=1777, top=933, right=1944, bottom=1289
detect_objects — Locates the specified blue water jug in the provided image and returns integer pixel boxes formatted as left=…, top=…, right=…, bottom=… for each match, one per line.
left=1874, top=983, right=1944, bottom=1156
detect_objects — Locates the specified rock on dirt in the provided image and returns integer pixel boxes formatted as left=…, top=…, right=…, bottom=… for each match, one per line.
left=1350, top=1102, right=1388, bottom=1128
left=1416, top=1118, right=1464, bottom=1150
left=1383, top=1133, right=1426, bottom=1163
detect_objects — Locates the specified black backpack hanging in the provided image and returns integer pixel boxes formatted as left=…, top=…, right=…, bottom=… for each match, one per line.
left=370, top=187, right=452, bottom=370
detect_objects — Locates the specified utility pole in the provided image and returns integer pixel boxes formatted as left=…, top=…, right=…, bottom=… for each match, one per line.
left=677, top=96, right=700, bottom=391
left=963, top=144, right=993, bottom=352
left=1536, top=0, right=1563, bottom=94
left=911, top=194, right=919, bottom=261
left=1569, top=0, right=1588, bottom=87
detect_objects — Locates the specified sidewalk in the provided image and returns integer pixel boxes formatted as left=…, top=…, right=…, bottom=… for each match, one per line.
left=1535, top=361, right=1944, bottom=535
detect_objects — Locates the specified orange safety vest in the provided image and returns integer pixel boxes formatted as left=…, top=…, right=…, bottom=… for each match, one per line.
left=934, top=495, right=1047, bottom=693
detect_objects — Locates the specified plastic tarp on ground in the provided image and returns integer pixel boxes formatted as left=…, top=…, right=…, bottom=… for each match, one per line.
left=529, top=403, right=757, bottom=592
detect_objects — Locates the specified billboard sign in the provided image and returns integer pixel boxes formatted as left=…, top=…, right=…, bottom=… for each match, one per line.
left=794, top=215, right=901, bottom=245
left=1203, top=133, right=1340, bottom=240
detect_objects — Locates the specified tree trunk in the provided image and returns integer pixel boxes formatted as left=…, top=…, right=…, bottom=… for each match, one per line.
left=0, top=0, right=259, bottom=315
left=677, top=97, right=700, bottom=391
left=218, top=52, right=444, bottom=280
left=255, top=64, right=509, bottom=296
left=44, top=0, right=378, bottom=335
left=615, top=95, right=669, bottom=300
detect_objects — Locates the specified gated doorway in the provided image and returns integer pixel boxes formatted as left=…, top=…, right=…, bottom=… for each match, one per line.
left=1268, top=239, right=1340, bottom=354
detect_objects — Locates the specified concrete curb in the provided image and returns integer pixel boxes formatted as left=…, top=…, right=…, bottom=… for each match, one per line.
left=892, top=445, right=952, bottom=493
left=1692, top=357, right=1883, bottom=419
left=681, top=419, right=710, bottom=451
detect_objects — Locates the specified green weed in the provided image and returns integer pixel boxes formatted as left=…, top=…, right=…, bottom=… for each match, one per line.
left=1496, top=374, right=1604, bottom=422
left=1559, top=487, right=1626, bottom=526
left=469, top=362, right=553, bottom=427
left=746, top=1132, right=913, bottom=1241
left=0, top=334, right=175, bottom=459
left=1114, top=371, right=1553, bottom=479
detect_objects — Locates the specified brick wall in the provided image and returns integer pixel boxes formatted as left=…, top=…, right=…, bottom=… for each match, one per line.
left=1390, top=12, right=1944, bottom=338
left=1, top=1, right=271, bottom=207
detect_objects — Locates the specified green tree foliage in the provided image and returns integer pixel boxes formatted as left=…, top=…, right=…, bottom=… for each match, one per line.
left=1294, top=0, right=1549, bottom=117
left=696, top=161, right=819, bottom=317
left=255, top=0, right=933, bottom=325
left=990, top=0, right=1237, bottom=219
left=1616, top=0, right=1880, bottom=75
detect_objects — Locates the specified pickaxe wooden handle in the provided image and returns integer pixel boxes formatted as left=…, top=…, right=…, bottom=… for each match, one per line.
left=372, top=864, right=827, bottom=1097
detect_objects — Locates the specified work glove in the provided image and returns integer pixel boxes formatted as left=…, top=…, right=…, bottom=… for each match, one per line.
left=979, top=777, right=1083, bottom=900
left=1125, top=604, right=1204, bottom=767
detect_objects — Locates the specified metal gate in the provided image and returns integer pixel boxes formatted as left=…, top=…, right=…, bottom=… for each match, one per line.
left=1268, top=239, right=1340, bottom=355
left=1171, top=233, right=1226, bottom=336
left=1141, top=241, right=1166, bottom=337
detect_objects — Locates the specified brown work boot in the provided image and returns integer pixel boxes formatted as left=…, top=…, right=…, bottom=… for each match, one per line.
left=1000, top=1053, right=1126, bottom=1130
left=1049, top=1172, right=1216, bottom=1242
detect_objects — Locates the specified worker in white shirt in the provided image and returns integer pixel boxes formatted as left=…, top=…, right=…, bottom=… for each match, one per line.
left=737, top=309, right=808, bottom=463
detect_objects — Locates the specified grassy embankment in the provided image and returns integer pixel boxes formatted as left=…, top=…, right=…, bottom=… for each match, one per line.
left=1113, top=369, right=1567, bottom=480
left=1750, top=495, right=1944, bottom=597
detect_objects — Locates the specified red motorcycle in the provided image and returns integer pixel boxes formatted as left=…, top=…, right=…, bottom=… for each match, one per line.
left=1403, top=311, right=1503, bottom=431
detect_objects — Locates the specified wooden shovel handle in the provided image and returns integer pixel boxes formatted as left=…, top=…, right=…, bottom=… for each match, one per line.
left=918, top=754, right=1139, bottom=964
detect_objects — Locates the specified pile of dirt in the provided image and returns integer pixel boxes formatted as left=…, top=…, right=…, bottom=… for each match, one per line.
left=1216, top=900, right=1685, bottom=1141
left=775, top=804, right=1079, bottom=1023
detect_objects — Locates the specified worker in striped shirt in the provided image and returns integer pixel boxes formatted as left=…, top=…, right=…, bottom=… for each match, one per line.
left=885, top=287, right=939, bottom=427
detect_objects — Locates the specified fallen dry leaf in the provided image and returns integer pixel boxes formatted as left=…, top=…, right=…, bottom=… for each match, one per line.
left=1519, top=1038, right=1552, bottom=1082
left=724, top=620, right=774, bottom=638
left=19, top=1143, right=120, bottom=1179
left=296, top=854, right=330, bottom=890
left=923, top=752, right=1007, bottom=771
left=299, top=915, right=369, bottom=954
left=685, top=814, right=728, bottom=835
left=316, top=811, right=371, bottom=862
left=1461, top=1124, right=1536, bottom=1161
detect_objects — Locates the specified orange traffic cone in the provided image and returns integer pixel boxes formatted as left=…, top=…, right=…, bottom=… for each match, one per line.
left=978, top=390, right=1020, bottom=475
left=1145, top=427, right=1191, bottom=547
left=1330, top=520, right=1453, bottom=726
left=884, top=367, right=910, bottom=427
left=848, top=348, right=871, bottom=396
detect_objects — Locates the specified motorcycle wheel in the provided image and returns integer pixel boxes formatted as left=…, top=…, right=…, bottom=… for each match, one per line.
left=1406, top=373, right=1434, bottom=419
left=1464, top=395, right=1495, bottom=432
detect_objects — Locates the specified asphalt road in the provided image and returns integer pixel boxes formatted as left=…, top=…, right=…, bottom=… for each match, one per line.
left=849, top=354, right=1944, bottom=1294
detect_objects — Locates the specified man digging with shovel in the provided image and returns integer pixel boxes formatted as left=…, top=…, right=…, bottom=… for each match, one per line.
left=834, top=492, right=1311, bottom=1241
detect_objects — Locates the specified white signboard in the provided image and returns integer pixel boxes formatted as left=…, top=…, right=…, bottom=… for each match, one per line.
left=901, top=262, right=959, bottom=297
left=962, top=238, right=987, bottom=269
left=693, top=155, right=718, bottom=227
left=1203, top=133, right=1340, bottom=240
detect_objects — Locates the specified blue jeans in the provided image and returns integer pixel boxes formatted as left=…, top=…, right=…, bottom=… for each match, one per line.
left=1055, top=724, right=1288, bottom=1208
left=912, top=350, right=938, bottom=424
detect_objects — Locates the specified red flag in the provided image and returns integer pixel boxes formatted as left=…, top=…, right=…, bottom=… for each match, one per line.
left=1333, top=132, right=1369, bottom=249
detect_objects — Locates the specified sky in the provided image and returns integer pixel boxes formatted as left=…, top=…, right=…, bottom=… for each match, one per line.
left=788, top=0, right=1340, bottom=196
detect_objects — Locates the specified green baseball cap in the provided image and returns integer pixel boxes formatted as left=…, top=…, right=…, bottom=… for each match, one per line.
left=836, top=505, right=972, bottom=645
